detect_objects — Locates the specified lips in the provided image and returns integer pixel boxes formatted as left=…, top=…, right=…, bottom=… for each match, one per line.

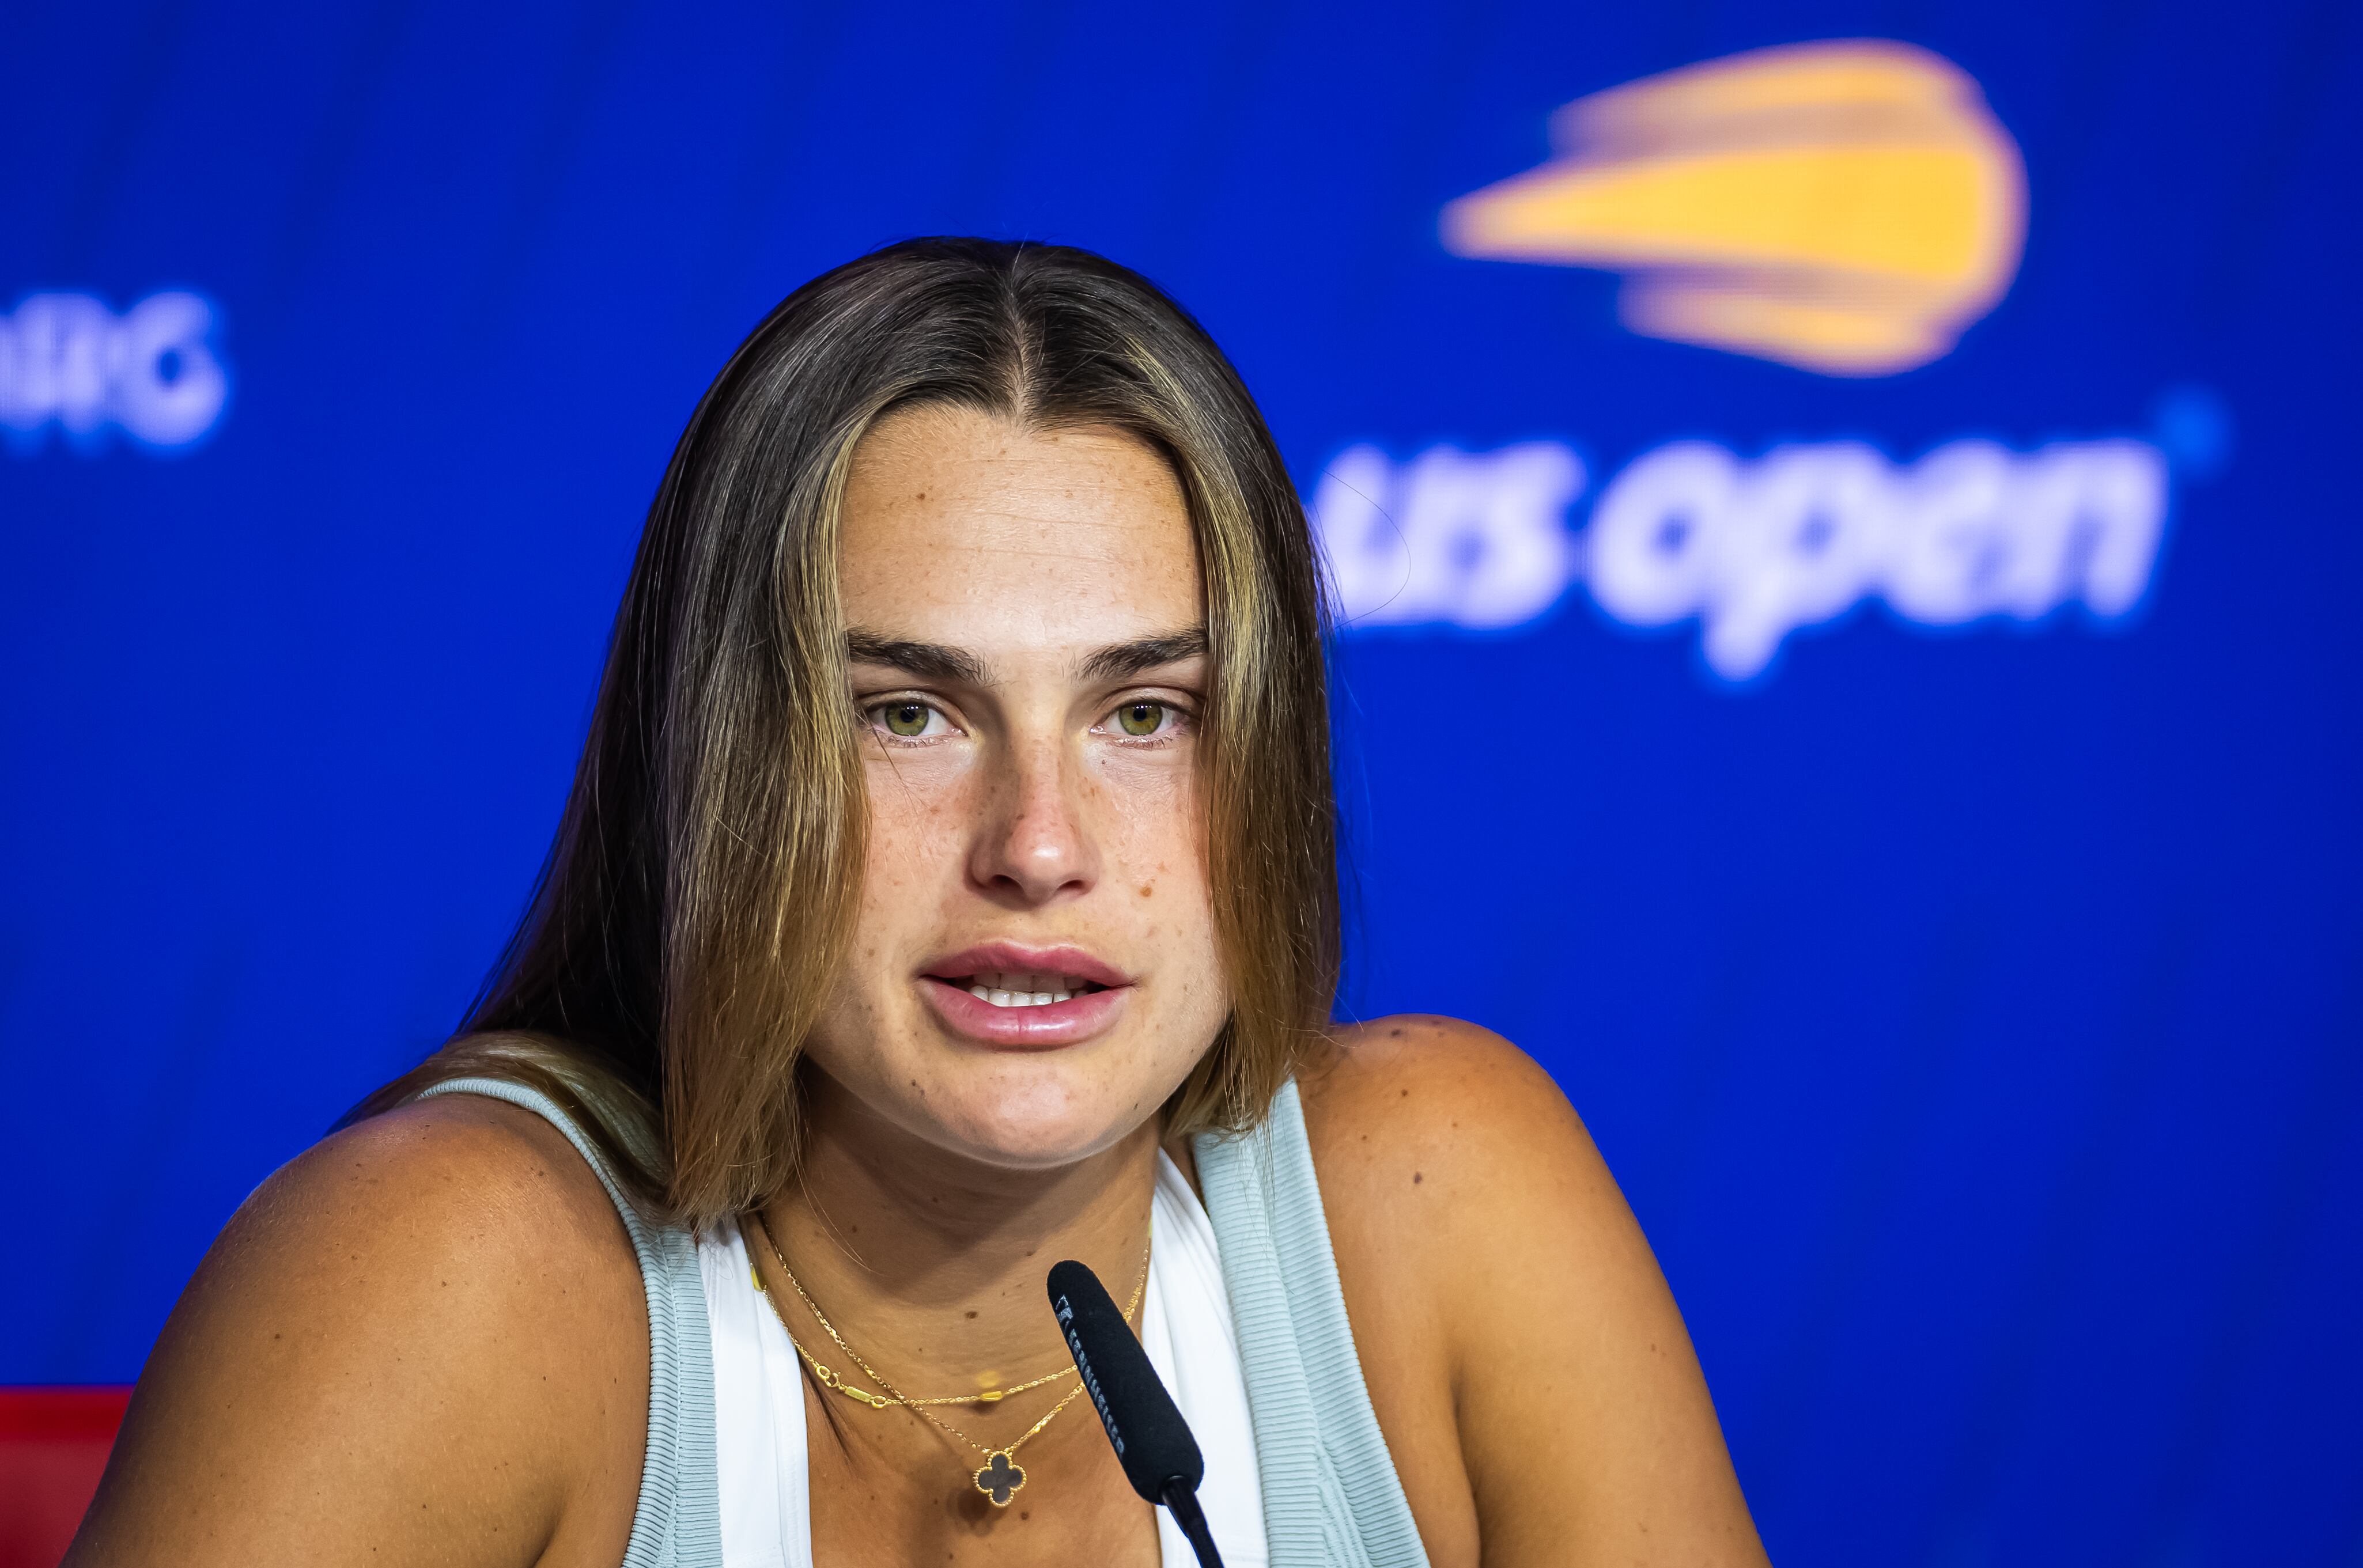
left=917, top=943, right=1133, bottom=1049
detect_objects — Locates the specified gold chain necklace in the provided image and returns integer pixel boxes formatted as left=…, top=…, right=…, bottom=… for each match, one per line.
left=744, top=1210, right=1150, bottom=1508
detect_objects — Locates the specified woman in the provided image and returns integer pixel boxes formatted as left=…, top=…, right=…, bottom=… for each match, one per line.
left=69, top=240, right=1768, bottom=1567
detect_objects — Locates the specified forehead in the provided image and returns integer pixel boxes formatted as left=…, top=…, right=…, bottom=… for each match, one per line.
left=837, top=404, right=1201, bottom=654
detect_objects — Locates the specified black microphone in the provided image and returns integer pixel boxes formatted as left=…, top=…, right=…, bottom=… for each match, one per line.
left=1048, top=1258, right=1225, bottom=1568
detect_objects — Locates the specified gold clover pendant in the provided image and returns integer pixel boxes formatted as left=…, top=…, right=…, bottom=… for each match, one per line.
left=974, top=1451, right=1026, bottom=1506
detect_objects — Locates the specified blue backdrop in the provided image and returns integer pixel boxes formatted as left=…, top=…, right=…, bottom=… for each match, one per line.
left=3, top=2, right=2358, bottom=1563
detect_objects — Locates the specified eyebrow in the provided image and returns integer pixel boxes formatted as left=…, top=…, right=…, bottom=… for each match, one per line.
left=844, top=630, right=989, bottom=685
left=1075, top=628, right=1208, bottom=684
left=842, top=626, right=1208, bottom=687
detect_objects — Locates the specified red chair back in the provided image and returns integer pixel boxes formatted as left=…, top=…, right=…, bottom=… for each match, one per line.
left=0, top=1389, right=131, bottom=1568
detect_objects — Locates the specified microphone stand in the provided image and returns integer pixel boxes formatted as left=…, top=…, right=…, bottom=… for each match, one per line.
left=1159, top=1478, right=1226, bottom=1568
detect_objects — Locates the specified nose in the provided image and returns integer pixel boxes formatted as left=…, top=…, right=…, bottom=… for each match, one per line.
left=967, top=727, right=1098, bottom=906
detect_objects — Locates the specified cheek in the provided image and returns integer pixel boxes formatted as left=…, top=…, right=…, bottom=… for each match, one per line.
left=846, top=761, right=971, bottom=965
left=1097, top=762, right=1227, bottom=994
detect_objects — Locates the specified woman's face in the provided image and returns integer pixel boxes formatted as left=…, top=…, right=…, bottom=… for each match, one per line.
left=802, top=403, right=1229, bottom=1169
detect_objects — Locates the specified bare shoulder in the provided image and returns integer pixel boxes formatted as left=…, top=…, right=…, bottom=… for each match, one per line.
left=1300, top=1012, right=1578, bottom=1165
left=1301, top=1017, right=1768, bottom=1567
left=1299, top=1013, right=1612, bottom=1243
left=69, top=1093, right=648, bottom=1568
left=1297, top=1012, right=1624, bottom=1309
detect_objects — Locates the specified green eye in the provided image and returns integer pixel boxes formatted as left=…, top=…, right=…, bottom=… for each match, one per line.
left=1117, top=702, right=1166, bottom=737
left=881, top=702, right=931, bottom=737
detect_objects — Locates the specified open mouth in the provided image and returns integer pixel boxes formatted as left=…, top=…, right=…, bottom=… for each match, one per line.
left=915, top=946, right=1130, bottom=1046
left=941, top=969, right=1113, bottom=1009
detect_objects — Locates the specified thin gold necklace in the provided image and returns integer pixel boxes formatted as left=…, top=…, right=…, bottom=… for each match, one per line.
left=744, top=1210, right=1151, bottom=1508
left=748, top=1210, right=1144, bottom=1412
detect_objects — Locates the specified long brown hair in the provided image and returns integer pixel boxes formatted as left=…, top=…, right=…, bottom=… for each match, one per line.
left=351, top=238, right=1338, bottom=1228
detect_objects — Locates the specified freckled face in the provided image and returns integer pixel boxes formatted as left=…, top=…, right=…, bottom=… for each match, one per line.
left=800, top=404, right=1230, bottom=1168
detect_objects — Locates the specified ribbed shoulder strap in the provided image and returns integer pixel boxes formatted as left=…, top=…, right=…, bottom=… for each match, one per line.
left=1194, top=1080, right=1431, bottom=1568
left=418, top=1077, right=723, bottom=1568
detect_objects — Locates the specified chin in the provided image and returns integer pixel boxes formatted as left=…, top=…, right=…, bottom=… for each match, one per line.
left=922, top=1055, right=1169, bottom=1171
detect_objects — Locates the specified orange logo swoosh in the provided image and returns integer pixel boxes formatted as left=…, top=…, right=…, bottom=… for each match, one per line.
left=1441, top=40, right=2026, bottom=375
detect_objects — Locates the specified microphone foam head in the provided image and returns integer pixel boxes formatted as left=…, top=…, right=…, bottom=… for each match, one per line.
left=1047, top=1258, right=1204, bottom=1503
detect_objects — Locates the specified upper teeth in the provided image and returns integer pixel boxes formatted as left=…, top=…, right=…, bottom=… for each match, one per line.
left=967, top=970, right=1088, bottom=1007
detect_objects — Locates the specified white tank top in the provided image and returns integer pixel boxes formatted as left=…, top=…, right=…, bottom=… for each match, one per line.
left=697, top=1151, right=1272, bottom=1568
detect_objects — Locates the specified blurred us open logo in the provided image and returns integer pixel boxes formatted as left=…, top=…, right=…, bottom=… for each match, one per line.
left=1389, top=39, right=2220, bottom=680
left=0, top=291, right=231, bottom=453
left=1312, top=423, right=2211, bottom=683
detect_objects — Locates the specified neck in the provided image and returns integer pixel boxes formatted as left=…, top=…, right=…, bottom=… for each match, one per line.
left=755, top=1069, right=1159, bottom=1401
